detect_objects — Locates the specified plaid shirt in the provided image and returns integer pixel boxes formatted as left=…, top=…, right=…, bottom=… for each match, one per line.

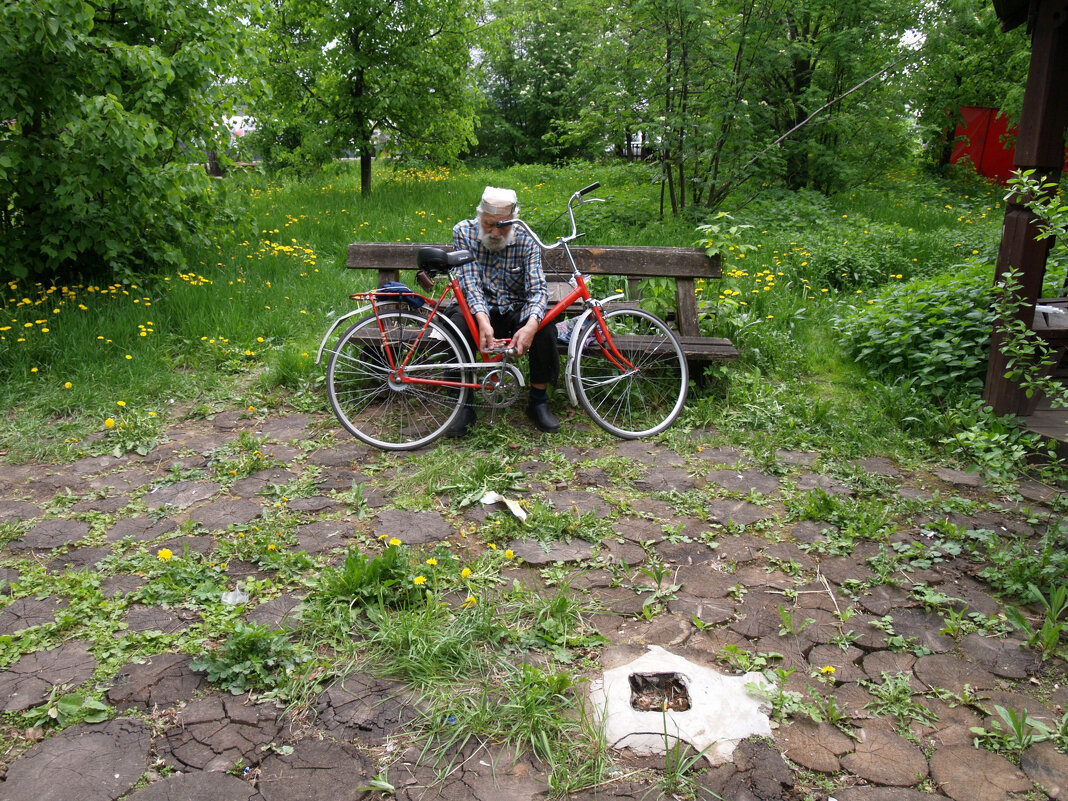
left=452, top=218, right=548, bottom=323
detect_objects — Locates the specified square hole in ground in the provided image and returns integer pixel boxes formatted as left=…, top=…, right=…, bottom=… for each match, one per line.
left=629, top=672, right=691, bottom=712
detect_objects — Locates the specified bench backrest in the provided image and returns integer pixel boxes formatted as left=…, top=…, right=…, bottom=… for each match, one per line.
left=346, top=242, right=720, bottom=337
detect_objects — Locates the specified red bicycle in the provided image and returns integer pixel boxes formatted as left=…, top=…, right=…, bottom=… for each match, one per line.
left=317, top=183, right=688, bottom=450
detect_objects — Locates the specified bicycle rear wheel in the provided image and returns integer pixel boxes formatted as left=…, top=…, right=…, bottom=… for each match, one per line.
left=326, top=311, right=467, bottom=450
left=571, top=308, right=688, bottom=438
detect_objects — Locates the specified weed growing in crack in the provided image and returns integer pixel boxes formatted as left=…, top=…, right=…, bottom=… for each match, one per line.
left=862, top=671, right=937, bottom=731
left=970, top=705, right=1068, bottom=755
left=191, top=620, right=311, bottom=696
left=1006, top=583, right=1068, bottom=660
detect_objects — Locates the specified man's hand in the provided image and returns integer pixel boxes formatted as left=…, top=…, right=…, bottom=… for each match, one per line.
left=510, top=318, right=539, bottom=356
left=476, top=313, right=496, bottom=352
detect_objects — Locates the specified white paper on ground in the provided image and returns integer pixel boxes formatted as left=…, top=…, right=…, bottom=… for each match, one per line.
left=480, top=491, right=528, bottom=521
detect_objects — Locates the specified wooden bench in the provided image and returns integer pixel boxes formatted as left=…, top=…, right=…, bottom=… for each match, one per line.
left=345, top=242, right=739, bottom=363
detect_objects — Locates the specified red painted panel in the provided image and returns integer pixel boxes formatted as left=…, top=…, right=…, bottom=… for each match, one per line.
left=951, top=105, right=1068, bottom=183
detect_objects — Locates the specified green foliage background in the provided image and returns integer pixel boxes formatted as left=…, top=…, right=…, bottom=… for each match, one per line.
left=0, top=0, right=259, bottom=282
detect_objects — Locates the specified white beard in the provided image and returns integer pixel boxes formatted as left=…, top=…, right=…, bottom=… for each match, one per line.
left=478, top=224, right=515, bottom=252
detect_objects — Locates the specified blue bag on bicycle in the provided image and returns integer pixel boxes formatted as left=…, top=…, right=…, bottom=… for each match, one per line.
left=376, top=281, right=425, bottom=308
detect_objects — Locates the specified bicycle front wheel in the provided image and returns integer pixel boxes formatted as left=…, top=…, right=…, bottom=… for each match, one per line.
left=326, top=311, right=467, bottom=450
left=572, top=308, right=688, bottom=439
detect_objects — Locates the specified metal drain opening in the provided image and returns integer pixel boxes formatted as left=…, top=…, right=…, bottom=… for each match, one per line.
left=629, top=672, right=691, bottom=712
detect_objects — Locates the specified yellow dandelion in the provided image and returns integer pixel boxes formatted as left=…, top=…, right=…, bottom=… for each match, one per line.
left=116, top=400, right=126, bottom=407
left=413, top=575, right=427, bottom=586
left=388, top=537, right=402, bottom=547
left=461, top=596, right=478, bottom=609
left=157, top=548, right=174, bottom=561
left=104, top=418, right=115, bottom=429
left=426, top=558, right=437, bottom=566
left=505, top=549, right=515, bottom=560
left=820, top=665, right=836, bottom=675
left=461, top=567, right=472, bottom=578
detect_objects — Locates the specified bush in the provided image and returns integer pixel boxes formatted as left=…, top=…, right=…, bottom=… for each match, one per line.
left=0, top=0, right=252, bottom=281
left=834, top=261, right=995, bottom=396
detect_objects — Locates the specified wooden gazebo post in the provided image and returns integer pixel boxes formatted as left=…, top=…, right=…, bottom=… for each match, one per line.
left=983, top=0, right=1068, bottom=415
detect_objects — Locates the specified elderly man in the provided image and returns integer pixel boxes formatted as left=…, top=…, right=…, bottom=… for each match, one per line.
left=446, top=186, right=560, bottom=436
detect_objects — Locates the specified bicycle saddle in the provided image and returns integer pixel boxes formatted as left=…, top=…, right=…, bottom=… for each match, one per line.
left=417, top=247, right=474, bottom=273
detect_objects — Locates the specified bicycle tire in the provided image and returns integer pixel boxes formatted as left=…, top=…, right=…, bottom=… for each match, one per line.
left=571, top=308, right=688, bottom=438
left=326, top=311, right=467, bottom=450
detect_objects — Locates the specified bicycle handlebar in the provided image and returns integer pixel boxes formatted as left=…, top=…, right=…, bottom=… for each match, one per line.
left=493, top=182, right=601, bottom=251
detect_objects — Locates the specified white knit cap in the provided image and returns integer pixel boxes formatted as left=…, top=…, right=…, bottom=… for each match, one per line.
left=477, top=186, right=518, bottom=216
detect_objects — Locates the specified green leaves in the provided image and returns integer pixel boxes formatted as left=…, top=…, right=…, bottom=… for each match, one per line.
left=22, top=687, right=110, bottom=728
left=835, top=261, right=996, bottom=397
left=0, top=0, right=258, bottom=281
left=191, top=621, right=309, bottom=695
left=248, top=0, right=480, bottom=189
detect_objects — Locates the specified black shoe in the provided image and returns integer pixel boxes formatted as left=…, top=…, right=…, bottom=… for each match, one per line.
left=527, top=401, right=559, bottom=433
left=447, top=405, right=476, bottom=438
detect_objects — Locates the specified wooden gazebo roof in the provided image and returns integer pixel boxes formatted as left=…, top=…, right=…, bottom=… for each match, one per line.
left=992, top=0, right=1031, bottom=31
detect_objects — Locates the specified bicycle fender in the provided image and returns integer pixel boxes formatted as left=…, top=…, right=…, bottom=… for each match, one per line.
left=316, top=306, right=476, bottom=366
left=315, top=306, right=372, bottom=365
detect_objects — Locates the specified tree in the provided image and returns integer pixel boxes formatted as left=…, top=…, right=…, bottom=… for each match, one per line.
left=909, top=0, right=1029, bottom=173
left=471, top=0, right=589, bottom=164
left=750, top=0, right=914, bottom=194
left=548, top=0, right=913, bottom=215
left=0, top=0, right=258, bottom=282
left=250, top=0, right=481, bottom=193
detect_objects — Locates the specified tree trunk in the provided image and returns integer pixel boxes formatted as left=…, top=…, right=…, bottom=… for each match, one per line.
left=360, top=149, right=373, bottom=196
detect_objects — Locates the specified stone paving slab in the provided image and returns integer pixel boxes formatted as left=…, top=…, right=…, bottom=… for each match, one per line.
left=188, top=498, right=264, bottom=529
left=246, top=593, right=303, bottom=629
left=0, top=500, right=40, bottom=522
left=48, top=546, right=111, bottom=573
left=0, top=640, right=97, bottom=712
left=776, top=718, right=855, bottom=773
left=161, top=695, right=284, bottom=772
left=11, top=518, right=90, bottom=551
left=257, top=740, right=372, bottom=801
left=230, top=467, right=297, bottom=497
left=106, top=515, right=178, bottom=543
left=372, top=509, right=451, bottom=545
left=929, top=744, right=1032, bottom=801
left=0, top=596, right=67, bottom=634
left=1021, top=742, right=1068, bottom=799
left=707, top=468, right=781, bottom=495
left=106, top=653, right=207, bottom=710
left=0, top=717, right=151, bottom=801
left=143, top=480, right=221, bottom=510
left=506, top=538, right=594, bottom=564
left=840, top=727, right=929, bottom=787
left=123, top=772, right=259, bottom=801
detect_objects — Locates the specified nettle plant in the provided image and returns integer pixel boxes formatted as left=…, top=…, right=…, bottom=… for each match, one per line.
left=834, top=260, right=995, bottom=397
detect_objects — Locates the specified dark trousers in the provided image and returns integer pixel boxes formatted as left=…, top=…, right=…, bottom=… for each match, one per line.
left=446, top=305, right=559, bottom=387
